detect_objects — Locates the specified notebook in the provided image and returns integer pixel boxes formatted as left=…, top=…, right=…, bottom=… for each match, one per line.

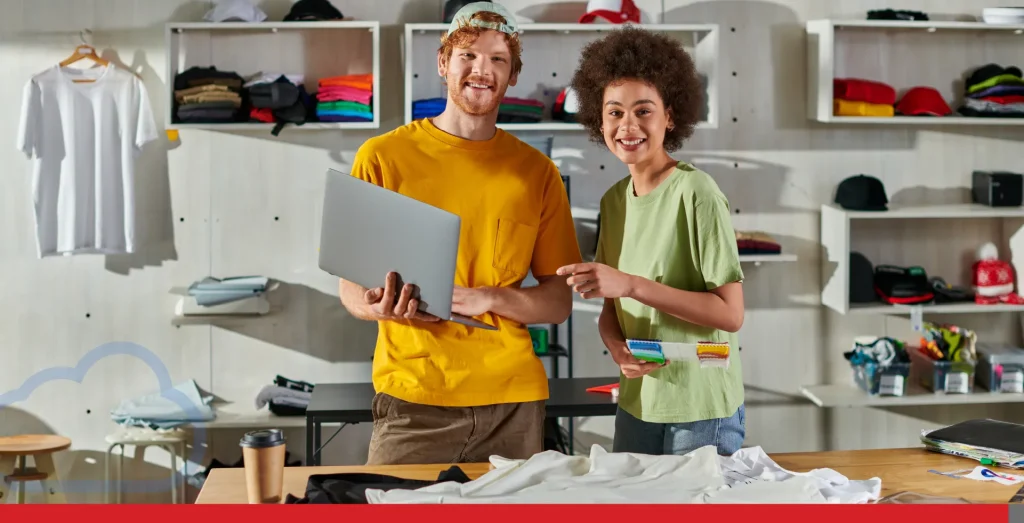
left=922, top=419, right=1024, bottom=469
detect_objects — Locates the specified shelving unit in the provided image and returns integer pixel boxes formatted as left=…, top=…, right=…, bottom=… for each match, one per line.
left=809, top=201, right=1024, bottom=409
left=805, top=19, right=1024, bottom=125
left=164, top=21, right=380, bottom=131
left=821, top=203, right=1024, bottom=315
left=402, top=23, right=719, bottom=130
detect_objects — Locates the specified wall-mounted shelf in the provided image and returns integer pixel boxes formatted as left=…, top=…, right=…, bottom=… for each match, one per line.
left=805, top=19, right=1024, bottom=126
left=402, top=23, right=719, bottom=131
left=848, top=302, right=1024, bottom=314
left=821, top=203, right=1024, bottom=315
left=164, top=21, right=380, bottom=131
left=739, top=253, right=798, bottom=265
left=800, top=383, right=1023, bottom=408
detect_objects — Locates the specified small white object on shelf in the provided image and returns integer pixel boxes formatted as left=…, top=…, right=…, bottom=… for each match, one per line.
left=164, top=21, right=380, bottom=132
left=402, top=23, right=719, bottom=131
left=805, top=19, right=1024, bottom=125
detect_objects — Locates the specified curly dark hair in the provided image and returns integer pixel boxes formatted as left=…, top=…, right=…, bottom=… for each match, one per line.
left=569, top=26, right=705, bottom=152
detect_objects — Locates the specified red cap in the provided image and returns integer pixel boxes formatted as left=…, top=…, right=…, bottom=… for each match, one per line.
left=896, top=87, right=952, bottom=116
left=578, top=0, right=641, bottom=24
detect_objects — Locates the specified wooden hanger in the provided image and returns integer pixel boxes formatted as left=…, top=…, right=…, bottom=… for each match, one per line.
left=59, top=30, right=110, bottom=83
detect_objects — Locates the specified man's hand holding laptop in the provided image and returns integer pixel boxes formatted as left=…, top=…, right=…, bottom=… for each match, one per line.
left=362, top=271, right=441, bottom=322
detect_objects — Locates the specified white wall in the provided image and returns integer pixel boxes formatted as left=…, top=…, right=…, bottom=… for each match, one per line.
left=2, top=0, right=1023, bottom=504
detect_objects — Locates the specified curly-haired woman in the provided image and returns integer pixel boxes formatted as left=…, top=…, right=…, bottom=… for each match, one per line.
left=557, top=26, right=746, bottom=456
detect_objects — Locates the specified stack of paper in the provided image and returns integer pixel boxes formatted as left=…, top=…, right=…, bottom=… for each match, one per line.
left=920, top=419, right=1024, bottom=469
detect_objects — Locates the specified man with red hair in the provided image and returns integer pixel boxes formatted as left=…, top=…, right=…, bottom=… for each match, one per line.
left=339, top=2, right=582, bottom=465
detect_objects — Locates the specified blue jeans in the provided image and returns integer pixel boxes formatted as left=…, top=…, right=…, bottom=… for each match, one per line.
left=612, top=404, right=745, bottom=456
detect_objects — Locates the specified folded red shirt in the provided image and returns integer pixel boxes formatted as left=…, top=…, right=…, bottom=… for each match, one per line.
left=982, top=95, right=1024, bottom=105
left=834, top=78, right=897, bottom=106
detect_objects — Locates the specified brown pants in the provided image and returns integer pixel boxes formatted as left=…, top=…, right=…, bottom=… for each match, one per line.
left=365, top=393, right=545, bottom=465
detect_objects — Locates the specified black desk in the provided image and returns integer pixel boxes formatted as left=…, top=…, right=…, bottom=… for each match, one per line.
left=304, top=377, right=620, bottom=465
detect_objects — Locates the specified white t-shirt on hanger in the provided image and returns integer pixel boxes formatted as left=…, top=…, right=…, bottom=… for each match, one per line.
left=17, top=64, right=158, bottom=257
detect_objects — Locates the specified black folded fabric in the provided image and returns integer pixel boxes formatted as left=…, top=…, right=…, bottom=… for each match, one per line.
left=867, top=9, right=928, bottom=21
left=284, top=466, right=472, bottom=504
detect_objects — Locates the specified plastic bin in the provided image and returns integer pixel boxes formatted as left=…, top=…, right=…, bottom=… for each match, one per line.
left=851, top=361, right=911, bottom=396
left=909, top=347, right=976, bottom=394
left=976, top=343, right=1024, bottom=393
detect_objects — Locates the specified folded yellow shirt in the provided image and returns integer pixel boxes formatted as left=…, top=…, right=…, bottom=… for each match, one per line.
left=833, top=98, right=894, bottom=117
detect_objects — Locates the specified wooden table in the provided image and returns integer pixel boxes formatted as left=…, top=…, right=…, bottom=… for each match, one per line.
left=195, top=447, right=1022, bottom=504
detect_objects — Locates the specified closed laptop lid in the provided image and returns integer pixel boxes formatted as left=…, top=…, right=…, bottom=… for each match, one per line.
left=317, top=169, right=461, bottom=318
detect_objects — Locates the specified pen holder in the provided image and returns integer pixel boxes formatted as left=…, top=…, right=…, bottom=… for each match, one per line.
left=851, top=360, right=910, bottom=396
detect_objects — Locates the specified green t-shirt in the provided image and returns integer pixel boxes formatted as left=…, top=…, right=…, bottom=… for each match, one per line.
left=595, top=161, right=745, bottom=424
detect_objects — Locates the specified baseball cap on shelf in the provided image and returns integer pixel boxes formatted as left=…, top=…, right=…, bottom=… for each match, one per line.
left=443, top=0, right=479, bottom=23
left=895, top=87, right=952, bottom=117
left=446, top=1, right=519, bottom=36
left=284, top=0, right=344, bottom=21
left=834, top=174, right=888, bottom=211
left=203, top=0, right=268, bottom=22
left=553, top=87, right=579, bottom=122
left=578, top=0, right=641, bottom=24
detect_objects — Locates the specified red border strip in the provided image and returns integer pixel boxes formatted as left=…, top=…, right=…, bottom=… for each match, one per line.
left=0, top=504, right=1010, bottom=520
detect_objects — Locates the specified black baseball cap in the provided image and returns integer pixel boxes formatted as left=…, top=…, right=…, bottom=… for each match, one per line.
left=284, top=0, right=343, bottom=21
left=834, top=174, right=888, bottom=211
left=443, top=0, right=480, bottom=23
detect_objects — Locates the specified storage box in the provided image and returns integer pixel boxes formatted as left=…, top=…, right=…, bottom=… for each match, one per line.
left=976, top=343, right=1024, bottom=393
left=909, top=347, right=976, bottom=394
left=851, top=360, right=911, bottom=396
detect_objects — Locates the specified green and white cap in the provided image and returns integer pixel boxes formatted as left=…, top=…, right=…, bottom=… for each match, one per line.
left=447, top=1, right=519, bottom=36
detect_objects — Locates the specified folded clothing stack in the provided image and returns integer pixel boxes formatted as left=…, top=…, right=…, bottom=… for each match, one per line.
left=497, top=97, right=544, bottom=123
left=173, top=66, right=245, bottom=123
left=245, top=73, right=307, bottom=123
left=255, top=375, right=315, bottom=416
left=735, top=231, right=781, bottom=255
left=110, top=379, right=215, bottom=429
left=412, top=97, right=447, bottom=120
left=832, top=78, right=896, bottom=117
left=958, top=64, right=1024, bottom=118
left=316, top=74, right=373, bottom=122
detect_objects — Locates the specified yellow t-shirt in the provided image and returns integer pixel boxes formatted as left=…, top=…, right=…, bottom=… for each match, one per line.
left=349, top=118, right=582, bottom=407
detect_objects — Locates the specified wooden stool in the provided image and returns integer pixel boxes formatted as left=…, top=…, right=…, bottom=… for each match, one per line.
left=0, top=434, right=70, bottom=504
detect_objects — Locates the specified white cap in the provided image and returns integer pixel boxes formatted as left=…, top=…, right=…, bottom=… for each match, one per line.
left=563, top=87, right=579, bottom=114
left=204, top=0, right=268, bottom=22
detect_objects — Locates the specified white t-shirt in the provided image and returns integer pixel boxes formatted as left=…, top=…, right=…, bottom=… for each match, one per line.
left=17, top=64, right=158, bottom=257
left=364, top=444, right=882, bottom=504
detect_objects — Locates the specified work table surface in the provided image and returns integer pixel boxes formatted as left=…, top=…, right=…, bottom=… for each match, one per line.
left=195, top=447, right=1020, bottom=504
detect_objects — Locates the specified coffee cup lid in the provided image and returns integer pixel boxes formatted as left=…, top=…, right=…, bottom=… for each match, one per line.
left=240, top=428, right=285, bottom=448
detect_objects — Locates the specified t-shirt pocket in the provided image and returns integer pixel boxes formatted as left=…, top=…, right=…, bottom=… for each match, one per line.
left=492, top=218, right=538, bottom=278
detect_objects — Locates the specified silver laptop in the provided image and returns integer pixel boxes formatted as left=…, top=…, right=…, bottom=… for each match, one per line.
left=318, top=168, right=497, bottom=330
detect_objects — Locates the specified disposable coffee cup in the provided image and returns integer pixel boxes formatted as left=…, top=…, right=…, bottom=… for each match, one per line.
left=240, top=429, right=286, bottom=504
